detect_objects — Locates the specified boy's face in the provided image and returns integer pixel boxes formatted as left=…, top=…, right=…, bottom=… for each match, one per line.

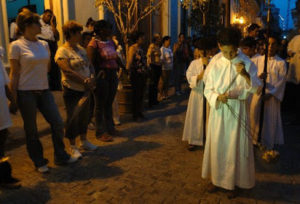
left=241, top=46, right=255, bottom=58
left=218, top=44, right=238, bottom=60
left=268, top=37, right=278, bottom=57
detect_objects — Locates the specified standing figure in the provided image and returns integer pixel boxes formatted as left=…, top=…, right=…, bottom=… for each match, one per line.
left=173, top=33, right=189, bottom=96
left=37, top=9, right=61, bottom=91
left=87, top=20, right=124, bottom=141
left=182, top=50, right=208, bottom=151
left=159, top=36, right=173, bottom=100
left=147, top=34, right=162, bottom=108
left=55, top=21, right=98, bottom=159
left=9, top=11, right=77, bottom=173
left=250, top=36, right=287, bottom=149
left=127, top=32, right=148, bottom=121
left=286, top=28, right=300, bottom=123
left=202, top=27, right=261, bottom=197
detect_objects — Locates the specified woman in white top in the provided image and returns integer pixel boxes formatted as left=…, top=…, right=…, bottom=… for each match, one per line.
left=159, top=36, right=173, bottom=100
left=55, top=21, right=97, bottom=159
left=9, top=11, right=77, bottom=173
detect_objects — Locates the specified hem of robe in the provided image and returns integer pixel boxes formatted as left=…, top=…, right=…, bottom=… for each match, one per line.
left=202, top=175, right=255, bottom=190
left=182, top=138, right=203, bottom=146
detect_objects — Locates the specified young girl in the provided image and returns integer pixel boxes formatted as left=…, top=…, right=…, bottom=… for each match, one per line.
left=202, top=27, right=261, bottom=197
left=182, top=42, right=208, bottom=151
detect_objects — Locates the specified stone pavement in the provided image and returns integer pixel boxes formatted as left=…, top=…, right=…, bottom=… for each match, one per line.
left=1, top=89, right=300, bottom=204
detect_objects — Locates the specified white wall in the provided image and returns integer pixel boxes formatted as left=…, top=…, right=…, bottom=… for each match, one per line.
left=72, top=0, right=100, bottom=26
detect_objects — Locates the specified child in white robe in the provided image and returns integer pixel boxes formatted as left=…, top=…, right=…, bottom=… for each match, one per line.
left=250, top=36, right=287, bottom=150
left=202, top=28, right=261, bottom=197
left=0, top=47, right=20, bottom=189
left=182, top=47, right=208, bottom=150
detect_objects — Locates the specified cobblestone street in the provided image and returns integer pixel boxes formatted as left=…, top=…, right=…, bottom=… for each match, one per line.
left=1, top=90, right=300, bottom=204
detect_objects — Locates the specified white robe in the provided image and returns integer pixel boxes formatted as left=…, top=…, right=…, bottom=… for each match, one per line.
left=287, top=35, right=300, bottom=84
left=250, top=55, right=286, bottom=149
left=202, top=52, right=261, bottom=190
left=182, top=58, right=204, bottom=146
left=0, top=47, right=12, bottom=131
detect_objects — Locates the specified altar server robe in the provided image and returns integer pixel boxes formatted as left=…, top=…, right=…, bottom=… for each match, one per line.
left=250, top=55, right=286, bottom=149
left=202, top=52, right=261, bottom=190
left=182, top=58, right=205, bottom=146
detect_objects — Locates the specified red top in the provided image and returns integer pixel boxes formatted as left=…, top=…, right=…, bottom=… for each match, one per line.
left=88, top=38, right=118, bottom=69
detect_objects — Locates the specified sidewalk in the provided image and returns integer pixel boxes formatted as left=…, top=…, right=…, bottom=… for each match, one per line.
left=1, top=89, right=300, bottom=203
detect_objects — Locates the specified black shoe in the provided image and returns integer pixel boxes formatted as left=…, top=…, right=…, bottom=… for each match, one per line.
left=188, top=145, right=197, bottom=151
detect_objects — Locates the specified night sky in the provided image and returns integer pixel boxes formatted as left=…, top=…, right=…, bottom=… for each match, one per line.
left=273, top=0, right=297, bottom=29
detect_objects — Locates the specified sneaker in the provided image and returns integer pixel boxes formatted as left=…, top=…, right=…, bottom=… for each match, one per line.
left=37, top=165, right=49, bottom=173
left=67, top=155, right=79, bottom=164
left=70, top=146, right=82, bottom=159
left=80, top=140, right=98, bottom=151
left=88, top=122, right=95, bottom=130
left=114, top=120, right=121, bottom=126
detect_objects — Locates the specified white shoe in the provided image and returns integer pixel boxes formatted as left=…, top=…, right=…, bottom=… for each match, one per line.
left=67, top=155, right=78, bottom=164
left=37, top=165, right=49, bottom=173
left=88, top=122, right=95, bottom=130
left=80, top=140, right=98, bottom=151
left=70, top=146, right=82, bottom=159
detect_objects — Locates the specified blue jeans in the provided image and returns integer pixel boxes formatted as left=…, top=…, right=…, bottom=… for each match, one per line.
left=17, top=90, right=70, bottom=167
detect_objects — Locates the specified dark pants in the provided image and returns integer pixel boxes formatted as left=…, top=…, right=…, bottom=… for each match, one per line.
left=42, top=39, right=61, bottom=91
left=148, top=64, right=162, bottom=106
left=159, top=70, right=171, bottom=97
left=63, top=87, right=89, bottom=139
left=94, top=69, right=118, bottom=136
left=131, top=72, right=147, bottom=118
left=17, top=90, right=70, bottom=167
left=173, top=61, right=186, bottom=92
left=282, top=83, right=300, bottom=118
left=0, top=129, right=13, bottom=183
left=0, top=129, right=8, bottom=158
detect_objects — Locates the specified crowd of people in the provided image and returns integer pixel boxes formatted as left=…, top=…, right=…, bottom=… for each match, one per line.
left=0, top=7, right=193, bottom=189
left=0, top=6, right=298, bottom=199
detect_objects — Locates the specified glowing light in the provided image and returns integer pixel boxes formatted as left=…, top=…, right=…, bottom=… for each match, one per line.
left=233, top=16, right=245, bottom=24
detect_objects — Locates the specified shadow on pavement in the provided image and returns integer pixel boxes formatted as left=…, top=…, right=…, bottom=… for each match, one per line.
left=0, top=182, right=51, bottom=204
left=43, top=140, right=161, bottom=183
left=240, top=181, right=300, bottom=202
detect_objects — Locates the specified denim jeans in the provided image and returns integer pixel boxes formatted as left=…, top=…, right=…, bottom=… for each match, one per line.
left=63, top=87, right=89, bottom=139
left=94, top=69, right=118, bottom=136
left=17, top=90, right=70, bottom=167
